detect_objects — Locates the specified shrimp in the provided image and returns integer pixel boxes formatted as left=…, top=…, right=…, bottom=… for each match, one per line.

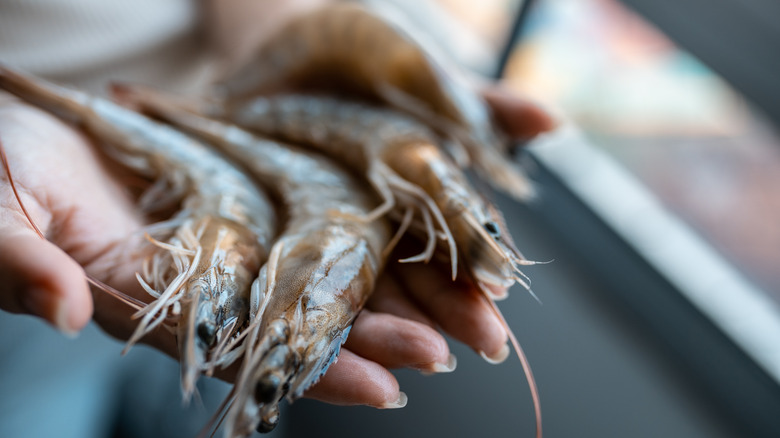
left=217, top=2, right=534, bottom=200
left=205, top=94, right=543, bottom=437
left=118, top=85, right=392, bottom=436
left=0, top=66, right=277, bottom=398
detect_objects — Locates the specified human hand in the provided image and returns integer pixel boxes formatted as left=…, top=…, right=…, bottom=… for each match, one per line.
left=199, top=0, right=558, bottom=407
left=0, top=87, right=554, bottom=411
left=0, top=95, right=178, bottom=352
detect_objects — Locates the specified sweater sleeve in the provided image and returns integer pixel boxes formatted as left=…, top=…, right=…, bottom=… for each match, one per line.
left=0, top=0, right=210, bottom=92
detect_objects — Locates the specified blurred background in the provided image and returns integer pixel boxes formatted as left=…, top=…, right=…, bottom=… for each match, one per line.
left=2, top=0, right=779, bottom=437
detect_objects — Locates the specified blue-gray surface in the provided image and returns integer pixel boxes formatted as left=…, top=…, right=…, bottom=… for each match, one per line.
left=0, top=312, right=286, bottom=438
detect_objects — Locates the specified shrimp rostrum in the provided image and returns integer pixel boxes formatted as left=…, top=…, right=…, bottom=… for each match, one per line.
left=0, top=66, right=277, bottom=397
left=121, top=86, right=392, bottom=436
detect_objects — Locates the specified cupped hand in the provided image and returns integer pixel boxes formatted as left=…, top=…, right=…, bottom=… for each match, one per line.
left=0, top=95, right=143, bottom=326
left=0, top=87, right=554, bottom=411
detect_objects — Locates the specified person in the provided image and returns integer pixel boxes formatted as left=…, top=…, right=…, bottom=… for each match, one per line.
left=0, top=0, right=555, bottom=423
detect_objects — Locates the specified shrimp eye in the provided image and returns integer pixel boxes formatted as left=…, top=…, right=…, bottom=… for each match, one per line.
left=254, top=374, right=282, bottom=404
left=197, top=322, right=217, bottom=347
left=484, top=221, right=500, bottom=235
left=257, top=411, right=280, bottom=433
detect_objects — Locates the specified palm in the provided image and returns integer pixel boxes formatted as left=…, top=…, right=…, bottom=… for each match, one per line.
left=0, top=98, right=170, bottom=341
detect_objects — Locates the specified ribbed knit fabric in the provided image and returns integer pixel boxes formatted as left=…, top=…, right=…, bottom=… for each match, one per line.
left=0, top=0, right=212, bottom=92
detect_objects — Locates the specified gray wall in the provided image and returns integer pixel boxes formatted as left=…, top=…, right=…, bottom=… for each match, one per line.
left=618, top=0, right=780, bottom=129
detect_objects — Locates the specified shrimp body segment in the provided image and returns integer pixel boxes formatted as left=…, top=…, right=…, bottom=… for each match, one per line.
left=0, top=67, right=277, bottom=396
left=219, top=3, right=534, bottom=200
left=127, top=93, right=391, bottom=436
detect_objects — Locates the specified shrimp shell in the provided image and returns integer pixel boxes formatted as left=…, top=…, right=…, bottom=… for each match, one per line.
left=0, top=66, right=277, bottom=397
left=122, top=87, right=391, bottom=436
left=218, top=2, right=534, bottom=200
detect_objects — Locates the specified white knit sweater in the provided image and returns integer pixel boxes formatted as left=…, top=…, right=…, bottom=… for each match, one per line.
left=0, top=0, right=211, bottom=92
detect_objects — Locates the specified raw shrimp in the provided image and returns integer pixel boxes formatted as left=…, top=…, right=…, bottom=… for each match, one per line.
left=206, top=94, right=543, bottom=437
left=0, top=66, right=277, bottom=398
left=217, top=2, right=534, bottom=200
left=120, top=86, right=391, bottom=436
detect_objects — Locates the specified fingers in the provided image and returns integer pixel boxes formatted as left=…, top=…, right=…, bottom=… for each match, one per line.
left=0, top=228, right=92, bottom=333
left=1, top=98, right=150, bottom=340
left=393, top=261, right=509, bottom=363
left=482, top=86, right=557, bottom=141
left=366, top=269, right=435, bottom=327
left=303, top=349, right=406, bottom=408
left=345, top=309, right=454, bottom=372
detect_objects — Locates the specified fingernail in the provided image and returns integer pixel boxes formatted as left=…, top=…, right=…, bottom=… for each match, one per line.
left=427, top=354, right=457, bottom=374
left=380, top=392, right=408, bottom=409
left=485, top=286, right=509, bottom=301
left=23, top=287, right=77, bottom=336
left=480, top=343, right=510, bottom=365
left=56, top=300, right=79, bottom=338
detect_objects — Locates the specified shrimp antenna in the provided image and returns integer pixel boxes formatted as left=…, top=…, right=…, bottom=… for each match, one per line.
left=196, top=386, right=237, bottom=438
left=479, top=284, right=542, bottom=438
left=0, top=137, right=146, bottom=310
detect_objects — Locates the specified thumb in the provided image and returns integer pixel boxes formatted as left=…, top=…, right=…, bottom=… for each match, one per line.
left=482, top=86, right=557, bottom=141
left=0, top=228, right=93, bottom=334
